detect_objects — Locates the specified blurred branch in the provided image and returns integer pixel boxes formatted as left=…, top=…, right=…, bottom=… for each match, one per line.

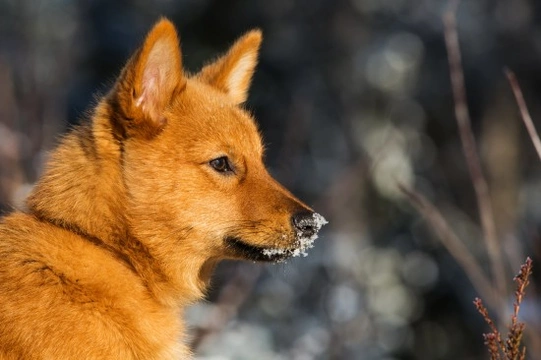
left=505, top=69, right=541, bottom=162
left=443, top=0, right=507, bottom=306
left=399, top=184, right=497, bottom=310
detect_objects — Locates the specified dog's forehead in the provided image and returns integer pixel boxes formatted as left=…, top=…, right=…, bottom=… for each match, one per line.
left=169, top=84, right=263, bottom=155
left=205, top=105, right=263, bottom=154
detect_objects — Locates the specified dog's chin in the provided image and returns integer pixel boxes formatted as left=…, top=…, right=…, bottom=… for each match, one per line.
left=224, top=237, right=294, bottom=263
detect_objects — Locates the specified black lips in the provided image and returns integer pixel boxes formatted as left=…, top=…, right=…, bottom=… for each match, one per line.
left=224, top=236, right=289, bottom=262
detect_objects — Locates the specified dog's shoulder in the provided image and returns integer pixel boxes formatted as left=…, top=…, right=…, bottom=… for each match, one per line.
left=0, top=212, right=142, bottom=301
left=0, top=212, right=187, bottom=359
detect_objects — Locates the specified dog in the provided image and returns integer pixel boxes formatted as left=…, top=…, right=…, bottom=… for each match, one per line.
left=0, top=18, right=326, bottom=359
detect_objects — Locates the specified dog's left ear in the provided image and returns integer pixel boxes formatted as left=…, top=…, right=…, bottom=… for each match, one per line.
left=197, top=30, right=262, bottom=105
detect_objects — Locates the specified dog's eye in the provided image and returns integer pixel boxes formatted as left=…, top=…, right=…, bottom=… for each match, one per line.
left=209, top=156, right=234, bottom=174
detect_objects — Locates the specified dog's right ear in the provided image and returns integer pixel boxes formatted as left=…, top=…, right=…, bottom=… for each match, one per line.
left=110, top=18, right=185, bottom=139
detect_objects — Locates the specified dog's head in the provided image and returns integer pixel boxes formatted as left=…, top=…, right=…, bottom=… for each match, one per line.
left=107, top=19, right=326, bottom=264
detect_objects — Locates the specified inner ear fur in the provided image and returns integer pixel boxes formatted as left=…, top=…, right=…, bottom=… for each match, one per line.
left=110, top=18, right=185, bottom=139
left=197, top=30, right=262, bottom=105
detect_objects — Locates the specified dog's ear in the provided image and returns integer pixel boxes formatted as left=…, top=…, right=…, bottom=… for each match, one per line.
left=111, top=18, right=184, bottom=138
left=197, top=30, right=262, bottom=105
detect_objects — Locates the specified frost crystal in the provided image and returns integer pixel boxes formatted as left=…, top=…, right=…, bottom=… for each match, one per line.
left=262, top=248, right=286, bottom=257
left=261, top=212, right=328, bottom=260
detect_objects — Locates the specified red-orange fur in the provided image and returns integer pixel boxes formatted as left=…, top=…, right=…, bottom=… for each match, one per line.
left=0, top=19, right=318, bottom=359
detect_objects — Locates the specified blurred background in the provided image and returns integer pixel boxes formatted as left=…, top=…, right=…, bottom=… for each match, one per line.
left=1, top=0, right=541, bottom=359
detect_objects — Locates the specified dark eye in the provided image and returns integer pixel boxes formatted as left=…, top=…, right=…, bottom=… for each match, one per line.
left=209, top=156, right=234, bottom=174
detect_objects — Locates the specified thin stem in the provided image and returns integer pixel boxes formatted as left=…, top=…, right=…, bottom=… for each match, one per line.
left=400, top=184, right=497, bottom=309
left=505, top=69, right=541, bottom=162
left=443, top=0, right=507, bottom=308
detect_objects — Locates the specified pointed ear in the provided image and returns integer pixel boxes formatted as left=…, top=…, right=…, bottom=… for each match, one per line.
left=111, top=18, right=185, bottom=138
left=197, top=30, right=262, bottom=105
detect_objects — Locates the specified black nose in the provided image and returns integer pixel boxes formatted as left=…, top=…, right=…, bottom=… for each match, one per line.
left=292, top=211, right=318, bottom=238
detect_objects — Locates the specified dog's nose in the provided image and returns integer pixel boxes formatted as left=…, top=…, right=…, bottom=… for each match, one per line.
left=292, top=211, right=319, bottom=238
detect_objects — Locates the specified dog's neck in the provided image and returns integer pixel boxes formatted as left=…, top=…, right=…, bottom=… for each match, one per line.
left=26, top=101, right=214, bottom=307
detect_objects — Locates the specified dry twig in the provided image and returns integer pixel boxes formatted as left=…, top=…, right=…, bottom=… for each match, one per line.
left=505, top=69, right=541, bottom=162
left=399, top=184, right=496, bottom=309
left=443, top=0, right=506, bottom=304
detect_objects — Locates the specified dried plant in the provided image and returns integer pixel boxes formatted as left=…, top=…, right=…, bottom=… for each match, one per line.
left=474, top=258, right=532, bottom=360
left=400, top=0, right=539, bottom=357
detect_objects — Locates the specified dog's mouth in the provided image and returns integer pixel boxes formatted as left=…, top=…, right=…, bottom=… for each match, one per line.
left=225, top=226, right=326, bottom=263
left=224, top=213, right=328, bottom=263
left=225, top=237, right=291, bottom=262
